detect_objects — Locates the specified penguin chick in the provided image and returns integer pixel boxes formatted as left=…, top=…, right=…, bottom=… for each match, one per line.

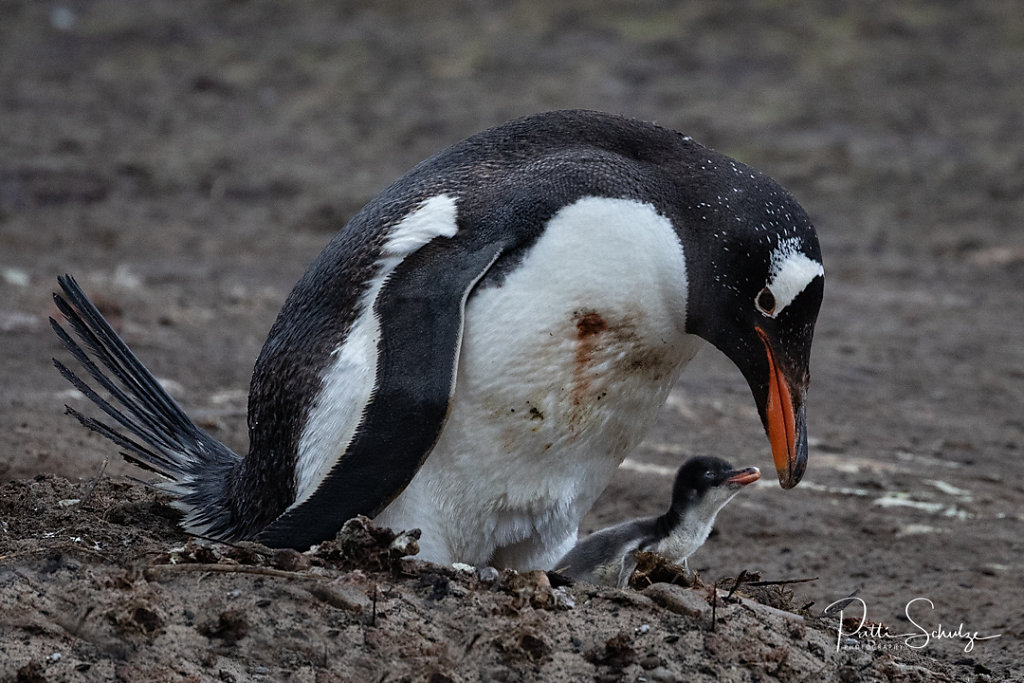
left=555, top=456, right=760, bottom=587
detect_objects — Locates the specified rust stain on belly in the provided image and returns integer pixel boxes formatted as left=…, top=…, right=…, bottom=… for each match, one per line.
left=575, top=311, right=608, bottom=339
left=569, top=309, right=677, bottom=424
left=571, top=310, right=610, bottom=423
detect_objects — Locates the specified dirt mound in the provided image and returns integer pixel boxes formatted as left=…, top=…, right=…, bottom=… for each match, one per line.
left=1, top=477, right=975, bottom=682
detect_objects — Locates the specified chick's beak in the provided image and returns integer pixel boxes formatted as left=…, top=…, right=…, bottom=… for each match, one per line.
left=725, top=467, right=761, bottom=487
left=755, top=327, right=808, bottom=489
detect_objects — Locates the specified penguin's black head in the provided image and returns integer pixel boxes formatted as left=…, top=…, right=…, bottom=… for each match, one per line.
left=676, top=159, right=824, bottom=490
left=670, top=456, right=761, bottom=510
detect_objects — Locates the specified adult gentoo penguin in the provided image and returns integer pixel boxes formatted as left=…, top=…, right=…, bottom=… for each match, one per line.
left=51, top=110, right=824, bottom=570
left=555, top=456, right=761, bottom=587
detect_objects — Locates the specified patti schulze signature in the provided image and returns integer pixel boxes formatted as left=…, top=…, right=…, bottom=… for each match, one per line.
left=824, top=596, right=1002, bottom=653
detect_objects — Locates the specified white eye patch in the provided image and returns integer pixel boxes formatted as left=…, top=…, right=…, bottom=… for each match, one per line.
left=757, top=238, right=824, bottom=318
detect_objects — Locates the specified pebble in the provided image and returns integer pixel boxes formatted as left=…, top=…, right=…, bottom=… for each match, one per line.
left=476, top=566, right=500, bottom=583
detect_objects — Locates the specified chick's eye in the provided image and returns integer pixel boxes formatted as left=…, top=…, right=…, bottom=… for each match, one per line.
left=756, top=287, right=776, bottom=316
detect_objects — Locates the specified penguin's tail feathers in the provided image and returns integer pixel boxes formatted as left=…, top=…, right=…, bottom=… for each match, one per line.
left=50, top=275, right=242, bottom=536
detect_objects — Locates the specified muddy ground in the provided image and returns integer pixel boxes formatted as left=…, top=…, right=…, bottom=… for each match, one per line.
left=1, top=1, right=1022, bottom=680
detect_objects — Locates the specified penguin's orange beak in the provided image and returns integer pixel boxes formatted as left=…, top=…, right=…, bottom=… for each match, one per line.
left=755, top=327, right=808, bottom=489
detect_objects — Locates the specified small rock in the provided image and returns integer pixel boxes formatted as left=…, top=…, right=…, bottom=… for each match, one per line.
left=308, top=584, right=367, bottom=612
left=271, top=548, right=311, bottom=572
left=477, top=566, right=500, bottom=583
left=389, top=529, right=420, bottom=556
left=639, top=654, right=661, bottom=670
left=553, top=586, right=575, bottom=609
left=646, top=666, right=680, bottom=682
left=506, top=569, right=556, bottom=609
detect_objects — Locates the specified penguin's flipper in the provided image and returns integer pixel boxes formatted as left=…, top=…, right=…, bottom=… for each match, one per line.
left=256, top=236, right=507, bottom=549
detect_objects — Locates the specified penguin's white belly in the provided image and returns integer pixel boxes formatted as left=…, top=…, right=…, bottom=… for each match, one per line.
left=375, top=197, right=704, bottom=569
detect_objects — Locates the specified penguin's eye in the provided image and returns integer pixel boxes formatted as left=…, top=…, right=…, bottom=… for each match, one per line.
left=755, top=287, right=776, bottom=316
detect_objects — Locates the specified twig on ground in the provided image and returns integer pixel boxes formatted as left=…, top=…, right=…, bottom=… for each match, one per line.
left=742, top=576, right=818, bottom=587
left=726, top=569, right=749, bottom=600
left=80, top=455, right=109, bottom=506
left=142, top=562, right=311, bottom=581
